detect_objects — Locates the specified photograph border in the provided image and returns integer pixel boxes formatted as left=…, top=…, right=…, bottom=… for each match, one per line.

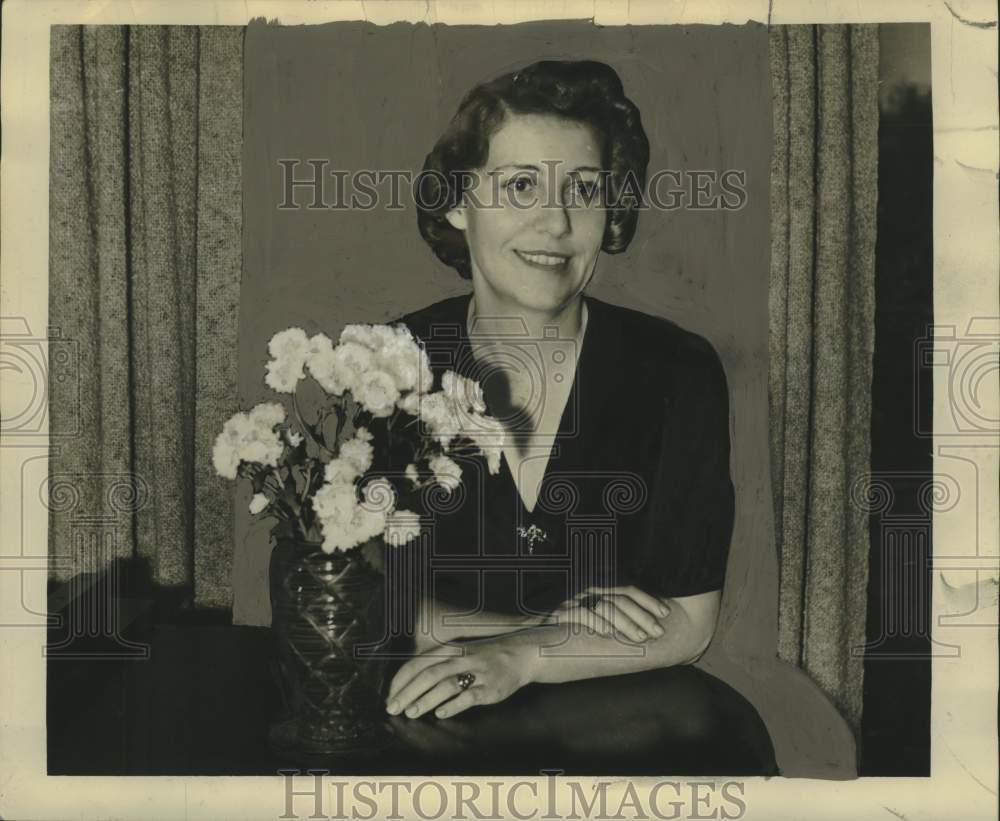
left=1, top=0, right=997, bottom=818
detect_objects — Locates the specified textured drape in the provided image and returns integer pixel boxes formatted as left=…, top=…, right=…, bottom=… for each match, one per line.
left=768, top=24, right=879, bottom=735
left=49, top=26, right=244, bottom=608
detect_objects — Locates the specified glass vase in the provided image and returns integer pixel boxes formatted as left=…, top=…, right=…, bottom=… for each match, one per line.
left=268, top=533, right=395, bottom=756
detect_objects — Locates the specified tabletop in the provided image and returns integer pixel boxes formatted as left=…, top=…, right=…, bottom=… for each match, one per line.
left=47, top=622, right=777, bottom=776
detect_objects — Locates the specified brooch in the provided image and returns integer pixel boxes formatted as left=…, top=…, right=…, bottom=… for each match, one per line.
left=516, top=523, right=548, bottom=555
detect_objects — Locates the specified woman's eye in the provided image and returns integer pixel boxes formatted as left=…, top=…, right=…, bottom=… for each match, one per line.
left=506, top=175, right=535, bottom=193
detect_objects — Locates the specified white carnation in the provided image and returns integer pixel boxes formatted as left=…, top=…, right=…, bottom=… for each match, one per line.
left=376, top=337, right=421, bottom=393
left=212, top=406, right=285, bottom=479
left=442, top=370, right=487, bottom=414
left=305, top=333, right=350, bottom=395
left=354, top=370, right=400, bottom=418
left=352, top=504, right=388, bottom=544
left=212, top=413, right=251, bottom=478
left=369, top=325, right=400, bottom=349
left=249, top=493, right=269, bottom=515
left=312, top=481, right=359, bottom=524
left=339, top=324, right=380, bottom=351
left=339, top=435, right=374, bottom=473
left=385, top=509, right=422, bottom=546
left=373, top=329, right=432, bottom=395
left=397, top=391, right=421, bottom=416
left=464, top=412, right=506, bottom=476
left=240, top=438, right=284, bottom=466
left=329, top=341, right=375, bottom=394
left=414, top=391, right=463, bottom=447
left=268, top=327, right=311, bottom=360
left=324, top=457, right=358, bottom=486
left=321, top=521, right=358, bottom=554
left=212, top=435, right=241, bottom=480
left=265, top=359, right=305, bottom=393
left=264, top=328, right=311, bottom=393
left=484, top=448, right=502, bottom=475
left=249, top=401, right=286, bottom=429
left=428, top=454, right=462, bottom=492
left=318, top=498, right=387, bottom=554
left=408, top=336, right=434, bottom=394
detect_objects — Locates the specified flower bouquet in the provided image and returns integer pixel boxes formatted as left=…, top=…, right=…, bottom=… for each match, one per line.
left=214, top=321, right=504, bottom=755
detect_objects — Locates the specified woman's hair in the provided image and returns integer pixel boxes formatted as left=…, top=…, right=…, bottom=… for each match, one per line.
left=416, top=60, right=650, bottom=279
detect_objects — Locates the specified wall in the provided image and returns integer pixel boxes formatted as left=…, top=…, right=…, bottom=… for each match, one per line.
left=237, top=18, right=774, bottom=681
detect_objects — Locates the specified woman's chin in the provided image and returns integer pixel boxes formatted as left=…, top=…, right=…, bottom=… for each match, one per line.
left=510, top=291, right=582, bottom=315
left=492, top=279, right=587, bottom=314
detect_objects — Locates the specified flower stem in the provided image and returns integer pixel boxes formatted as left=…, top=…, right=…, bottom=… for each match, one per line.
left=270, top=466, right=302, bottom=521
left=301, top=461, right=316, bottom=529
left=292, top=392, right=336, bottom=456
left=333, top=402, right=346, bottom=445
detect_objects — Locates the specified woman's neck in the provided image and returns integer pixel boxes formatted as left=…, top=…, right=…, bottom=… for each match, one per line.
left=466, top=288, right=587, bottom=345
left=466, top=287, right=590, bottom=429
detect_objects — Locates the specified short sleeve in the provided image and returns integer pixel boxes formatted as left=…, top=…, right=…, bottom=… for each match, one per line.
left=629, top=338, right=735, bottom=599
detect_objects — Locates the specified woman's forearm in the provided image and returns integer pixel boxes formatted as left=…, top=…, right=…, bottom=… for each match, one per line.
left=413, top=594, right=548, bottom=650
left=507, top=594, right=716, bottom=685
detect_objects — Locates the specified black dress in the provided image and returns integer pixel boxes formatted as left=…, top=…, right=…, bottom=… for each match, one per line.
left=391, top=291, right=734, bottom=617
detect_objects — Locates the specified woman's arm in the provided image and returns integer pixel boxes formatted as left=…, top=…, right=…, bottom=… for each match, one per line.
left=412, top=594, right=546, bottom=652
left=513, top=588, right=720, bottom=685
left=412, top=585, right=673, bottom=652
left=387, top=588, right=721, bottom=719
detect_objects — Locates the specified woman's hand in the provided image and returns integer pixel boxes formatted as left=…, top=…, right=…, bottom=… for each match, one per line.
left=546, top=585, right=672, bottom=644
left=386, top=636, right=532, bottom=720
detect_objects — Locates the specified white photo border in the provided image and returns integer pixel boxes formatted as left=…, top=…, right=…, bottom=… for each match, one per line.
left=1, top=1, right=997, bottom=819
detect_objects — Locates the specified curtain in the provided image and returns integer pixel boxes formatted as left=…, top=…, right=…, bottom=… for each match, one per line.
left=48, top=26, right=244, bottom=608
left=768, top=24, right=879, bottom=735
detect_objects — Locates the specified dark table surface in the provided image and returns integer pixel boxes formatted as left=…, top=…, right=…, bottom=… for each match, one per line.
left=48, top=622, right=777, bottom=776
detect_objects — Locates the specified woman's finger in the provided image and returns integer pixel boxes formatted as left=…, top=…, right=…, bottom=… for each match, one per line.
left=403, top=675, right=467, bottom=719
left=556, top=601, right=616, bottom=636
left=591, top=598, right=647, bottom=643
left=605, top=594, right=665, bottom=638
left=578, top=585, right=671, bottom=619
left=387, top=655, right=445, bottom=703
left=619, top=585, right=672, bottom=618
left=434, top=686, right=482, bottom=719
left=387, top=658, right=463, bottom=713
left=386, top=645, right=464, bottom=702
left=581, top=606, right=617, bottom=637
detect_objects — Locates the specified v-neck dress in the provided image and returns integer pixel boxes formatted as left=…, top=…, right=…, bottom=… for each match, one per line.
left=391, top=292, right=735, bottom=616
left=466, top=295, right=588, bottom=516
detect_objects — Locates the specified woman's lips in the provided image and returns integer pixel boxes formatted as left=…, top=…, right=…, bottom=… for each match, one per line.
left=514, top=250, right=571, bottom=271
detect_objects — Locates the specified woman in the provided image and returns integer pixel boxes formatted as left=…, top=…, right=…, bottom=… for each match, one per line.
left=387, top=61, right=737, bottom=730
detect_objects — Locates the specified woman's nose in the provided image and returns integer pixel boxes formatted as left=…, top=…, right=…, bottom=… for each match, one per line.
left=534, top=198, right=571, bottom=238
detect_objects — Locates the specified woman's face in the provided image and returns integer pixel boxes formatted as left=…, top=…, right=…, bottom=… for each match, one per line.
left=446, top=112, right=606, bottom=313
